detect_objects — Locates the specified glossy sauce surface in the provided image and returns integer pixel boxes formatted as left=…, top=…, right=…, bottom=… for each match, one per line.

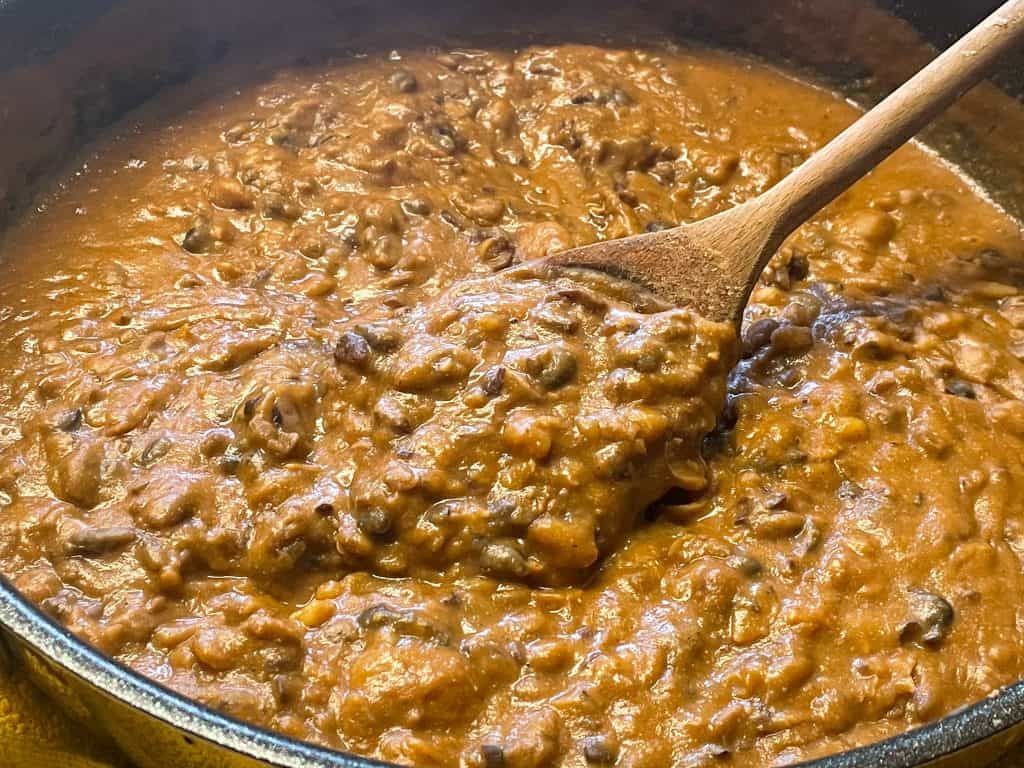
left=1, top=43, right=1023, bottom=768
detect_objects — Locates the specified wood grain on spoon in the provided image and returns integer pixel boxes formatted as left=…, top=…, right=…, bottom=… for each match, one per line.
left=549, top=0, right=1024, bottom=324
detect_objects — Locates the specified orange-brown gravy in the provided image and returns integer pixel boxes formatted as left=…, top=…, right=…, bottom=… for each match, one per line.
left=1, top=43, right=1023, bottom=768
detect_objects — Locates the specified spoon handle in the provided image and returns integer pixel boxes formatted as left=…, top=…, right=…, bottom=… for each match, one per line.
left=758, top=0, right=1024, bottom=248
left=548, top=0, right=1024, bottom=325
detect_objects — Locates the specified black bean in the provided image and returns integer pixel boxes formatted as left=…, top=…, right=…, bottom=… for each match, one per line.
left=728, top=553, right=763, bottom=578
left=402, top=197, right=432, bottom=216
left=66, top=526, right=137, bottom=556
left=261, top=193, right=300, bottom=221
left=582, top=735, right=618, bottom=764
left=944, top=378, right=976, bottom=399
left=220, top=446, right=243, bottom=475
left=787, top=252, right=809, bottom=282
left=538, top=348, right=578, bottom=390
left=426, top=501, right=454, bottom=524
left=367, top=234, right=403, bottom=270
left=769, top=324, right=813, bottom=355
left=741, top=318, right=779, bottom=358
left=374, top=394, right=412, bottom=433
left=597, top=441, right=634, bottom=481
left=778, top=368, right=802, bottom=387
left=528, top=60, right=561, bottom=76
left=719, top=398, right=738, bottom=431
left=616, top=184, right=638, bottom=206
left=182, top=223, right=213, bottom=254
left=223, top=120, right=258, bottom=143
left=334, top=331, right=372, bottom=367
left=389, top=69, right=418, bottom=93
left=314, top=502, right=334, bottom=516
left=242, top=395, right=262, bottom=419
left=140, top=435, right=171, bottom=466
left=554, top=287, right=609, bottom=314
left=481, top=744, right=506, bottom=768
left=490, top=498, right=534, bottom=529
left=479, top=542, right=529, bottom=578
left=645, top=220, right=671, bottom=233
left=704, top=744, right=731, bottom=759
left=570, top=87, right=631, bottom=107
left=440, top=210, right=465, bottom=230
left=793, top=517, right=821, bottom=557
left=704, top=405, right=737, bottom=457
left=357, top=604, right=410, bottom=630
left=634, top=346, right=664, bottom=373
left=781, top=296, right=820, bottom=327
left=251, top=267, right=273, bottom=287
left=440, top=591, right=463, bottom=608
left=481, top=366, right=506, bottom=396
left=651, top=160, right=676, bottom=183
left=430, top=51, right=456, bottom=68
left=979, top=247, right=1007, bottom=271
left=900, top=588, right=954, bottom=647
left=610, top=88, right=633, bottom=106
left=354, top=322, right=402, bottom=352
left=272, top=674, right=302, bottom=705
left=436, top=134, right=457, bottom=153
left=480, top=235, right=517, bottom=271
left=488, top=497, right=518, bottom=524
left=55, top=408, right=83, bottom=432
left=357, top=506, right=394, bottom=537
left=357, top=604, right=447, bottom=642
left=837, top=480, right=862, bottom=501
left=429, top=122, right=459, bottom=154
left=467, top=227, right=495, bottom=244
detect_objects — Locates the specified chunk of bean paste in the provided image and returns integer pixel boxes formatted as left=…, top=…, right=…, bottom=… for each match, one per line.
left=336, top=264, right=736, bottom=584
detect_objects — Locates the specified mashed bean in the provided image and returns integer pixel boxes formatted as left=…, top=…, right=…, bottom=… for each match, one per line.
left=0, top=41, right=1022, bottom=768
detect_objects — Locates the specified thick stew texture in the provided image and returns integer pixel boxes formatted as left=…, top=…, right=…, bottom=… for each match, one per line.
left=1, top=41, right=1023, bottom=768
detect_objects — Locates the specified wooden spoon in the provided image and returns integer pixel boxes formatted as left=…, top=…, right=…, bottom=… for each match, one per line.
left=548, top=0, right=1024, bottom=324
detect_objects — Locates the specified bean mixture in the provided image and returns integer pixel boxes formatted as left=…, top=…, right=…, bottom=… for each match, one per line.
left=1, top=42, right=1024, bottom=768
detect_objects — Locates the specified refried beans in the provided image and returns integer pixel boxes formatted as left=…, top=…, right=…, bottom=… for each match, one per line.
left=0, top=41, right=1023, bottom=768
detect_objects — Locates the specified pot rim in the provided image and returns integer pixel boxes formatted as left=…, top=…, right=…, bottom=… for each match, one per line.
left=0, top=575, right=1021, bottom=768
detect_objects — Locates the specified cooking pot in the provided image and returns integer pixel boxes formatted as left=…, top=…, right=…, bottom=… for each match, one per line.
left=1, top=1, right=1023, bottom=766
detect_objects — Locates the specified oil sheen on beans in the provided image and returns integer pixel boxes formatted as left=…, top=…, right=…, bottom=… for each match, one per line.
left=0, top=42, right=1023, bottom=768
